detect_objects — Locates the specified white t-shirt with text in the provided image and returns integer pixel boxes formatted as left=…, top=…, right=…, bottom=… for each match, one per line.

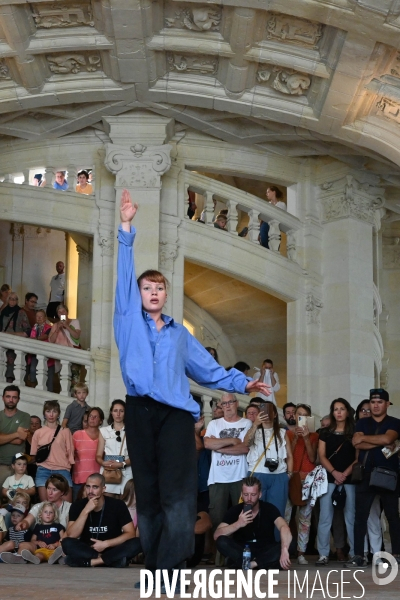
left=206, top=417, right=251, bottom=485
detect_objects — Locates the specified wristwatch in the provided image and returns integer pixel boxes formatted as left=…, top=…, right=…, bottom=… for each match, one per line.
left=122, top=461, right=127, bottom=469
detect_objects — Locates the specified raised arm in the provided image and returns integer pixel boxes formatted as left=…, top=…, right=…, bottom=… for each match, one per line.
left=114, top=190, right=141, bottom=320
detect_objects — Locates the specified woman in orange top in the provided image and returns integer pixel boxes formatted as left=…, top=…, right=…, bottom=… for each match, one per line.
left=285, top=404, right=318, bottom=565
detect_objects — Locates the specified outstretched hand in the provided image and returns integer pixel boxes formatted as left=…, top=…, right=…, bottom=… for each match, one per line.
left=120, top=189, right=138, bottom=224
left=245, top=379, right=271, bottom=396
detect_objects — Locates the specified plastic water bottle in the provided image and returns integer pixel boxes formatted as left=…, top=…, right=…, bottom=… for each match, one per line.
left=242, top=545, right=251, bottom=570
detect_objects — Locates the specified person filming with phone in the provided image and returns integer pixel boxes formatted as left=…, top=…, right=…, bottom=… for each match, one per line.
left=214, top=476, right=291, bottom=570
left=244, top=401, right=293, bottom=517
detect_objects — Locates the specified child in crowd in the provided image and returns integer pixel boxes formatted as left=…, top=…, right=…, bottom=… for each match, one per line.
left=62, top=382, right=91, bottom=434
left=121, top=479, right=138, bottom=532
left=0, top=504, right=31, bottom=557
left=2, top=453, right=35, bottom=500
left=17, top=502, right=65, bottom=565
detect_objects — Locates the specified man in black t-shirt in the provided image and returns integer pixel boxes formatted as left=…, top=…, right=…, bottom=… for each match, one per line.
left=345, top=388, right=400, bottom=568
left=61, top=473, right=141, bottom=567
left=214, top=476, right=291, bottom=570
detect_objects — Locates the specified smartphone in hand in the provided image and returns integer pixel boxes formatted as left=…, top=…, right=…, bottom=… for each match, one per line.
left=243, top=503, right=253, bottom=514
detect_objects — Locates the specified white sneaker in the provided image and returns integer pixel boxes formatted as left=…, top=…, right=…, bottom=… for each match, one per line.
left=315, top=555, right=329, bottom=566
left=298, top=555, right=308, bottom=565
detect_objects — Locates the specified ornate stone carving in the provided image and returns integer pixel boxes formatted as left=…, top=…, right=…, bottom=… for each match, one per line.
left=105, top=144, right=172, bottom=190
left=76, top=244, right=90, bottom=263
left=167, top=53, right=218, bottom=75
left=159, top=241, right=178, bottom=273
left=320, top=175, right=384, bottom=226
left=376, top=96, right=400, bottom=124
left=97, top=226, right=114, bottom=257
left=266, top=13, right=323, bottom=48
left=47, top=53, right=101, bottom=74
left=32, top=3, right=94, bottom=29
left=0, top=60, right=10, bottom=79
left=256, top=66, right=311, bottom=96
left=165, top=6, right=221, bottom=31
left=305, top=293, right=323, bottom=324
left=383, top=238, right=400, bottom=268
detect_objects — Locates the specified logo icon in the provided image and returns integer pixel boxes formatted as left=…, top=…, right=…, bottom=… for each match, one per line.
left=372, top=551, right=398, bottom=586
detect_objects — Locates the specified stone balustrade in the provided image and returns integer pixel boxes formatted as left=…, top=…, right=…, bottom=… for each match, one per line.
left=184, top=171, right=301, bottom=263
left=0, top=333, right=94, bottom=399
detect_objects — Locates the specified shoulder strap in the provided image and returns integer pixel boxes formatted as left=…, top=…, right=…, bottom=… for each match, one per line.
left=250, top=430, right=274, bottom=476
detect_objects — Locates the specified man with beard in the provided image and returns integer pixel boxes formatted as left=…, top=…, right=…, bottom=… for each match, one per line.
left=215, top=476, right=291, bottom=570
left=282, top=402, right=296, bottom=431
left=0, top=386, right=30, bottom=488
left=62, top=473, right=141, bottom=567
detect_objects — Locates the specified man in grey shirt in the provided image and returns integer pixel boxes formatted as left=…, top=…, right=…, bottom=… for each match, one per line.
left=0, top=385, right=30, bottom=487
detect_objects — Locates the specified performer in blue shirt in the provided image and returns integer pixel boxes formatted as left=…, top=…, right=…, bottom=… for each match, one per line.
left=115, top=189, right=271, bottom=581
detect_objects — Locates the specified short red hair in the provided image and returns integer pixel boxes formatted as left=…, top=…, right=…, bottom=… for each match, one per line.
left=137, top=270, right=168, bottom=289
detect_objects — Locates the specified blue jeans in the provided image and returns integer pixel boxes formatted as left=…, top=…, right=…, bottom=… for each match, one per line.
left=317, top=483, right=355, bottom=558
left=35, top=466, right=73, bottom=487
left=251, top=471, right=288, bottom=517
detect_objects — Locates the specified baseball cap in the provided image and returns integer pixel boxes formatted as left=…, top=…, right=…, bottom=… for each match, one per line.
left=369, top=388, right=392, bottom=404
left=7, top=503, right=26, bottom=515
left=11, top=453, right=28, bottom=464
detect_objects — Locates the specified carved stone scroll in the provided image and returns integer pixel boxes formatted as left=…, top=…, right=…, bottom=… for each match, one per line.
left=47, top=53, right=101, bottom=75
left=165, top=5, right=221, bottom=31
left=32, top=3, right=94, bottom=29
left=257, top=66, right=311, bottom=96
left=167, top=53, right=218, bottom=75
left=266, top=13, right=323, bottom=48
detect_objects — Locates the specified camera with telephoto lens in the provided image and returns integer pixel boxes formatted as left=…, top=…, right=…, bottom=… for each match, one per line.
left=264, top=458, right=279, bottom=472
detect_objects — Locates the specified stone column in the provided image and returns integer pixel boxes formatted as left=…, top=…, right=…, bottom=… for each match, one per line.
left=318, top=173, right=384, bottom=409
left=103, top=113, right=174, bottom=399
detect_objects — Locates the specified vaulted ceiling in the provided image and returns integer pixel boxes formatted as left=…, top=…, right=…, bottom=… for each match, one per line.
left=1, top=0, right=400, bottom=200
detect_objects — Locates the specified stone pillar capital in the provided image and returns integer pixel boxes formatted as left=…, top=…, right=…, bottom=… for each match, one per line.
left=104, top=143, right=172, bottom=189
left=320, top=174, right=385, bottom=228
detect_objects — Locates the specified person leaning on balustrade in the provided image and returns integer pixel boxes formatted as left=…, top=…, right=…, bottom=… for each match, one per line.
left=48, top=304, right=82, bottom=392
left=259, top=186, right=286, bottom=250
left=0, top=293, right=30, bottom=382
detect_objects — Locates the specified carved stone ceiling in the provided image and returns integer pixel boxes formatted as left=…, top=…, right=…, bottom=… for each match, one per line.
left=1, top=1, right=400, bottom=193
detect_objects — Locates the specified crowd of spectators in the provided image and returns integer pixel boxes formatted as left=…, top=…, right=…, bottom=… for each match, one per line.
left=30, top=169, right=93, bottom=195
left=0, top=260, right=84, bottom=394
left=0, top=380, right=395, bottom=573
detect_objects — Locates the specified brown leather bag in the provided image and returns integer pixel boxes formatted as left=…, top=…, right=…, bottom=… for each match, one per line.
left=103, top=468, right=123, bottom=485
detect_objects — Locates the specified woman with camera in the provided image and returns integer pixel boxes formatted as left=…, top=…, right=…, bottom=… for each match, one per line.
left=244, top=400, right=293, bottom=517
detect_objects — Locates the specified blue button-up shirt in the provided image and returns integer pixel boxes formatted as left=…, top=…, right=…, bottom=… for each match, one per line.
left=114, top=226, right=251, bottom=420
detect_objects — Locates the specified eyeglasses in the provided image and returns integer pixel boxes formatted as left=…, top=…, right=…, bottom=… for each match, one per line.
left=361, top=409, right=371, bottom=414
left=8, top=297, right=18, bottom=301
left=220, top=400, right=237, bottom=407
left=115, top=431, right=121, bottom=442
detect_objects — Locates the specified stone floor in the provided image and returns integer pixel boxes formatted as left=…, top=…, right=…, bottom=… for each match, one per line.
left=0, top=561, right=399, bottom=599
